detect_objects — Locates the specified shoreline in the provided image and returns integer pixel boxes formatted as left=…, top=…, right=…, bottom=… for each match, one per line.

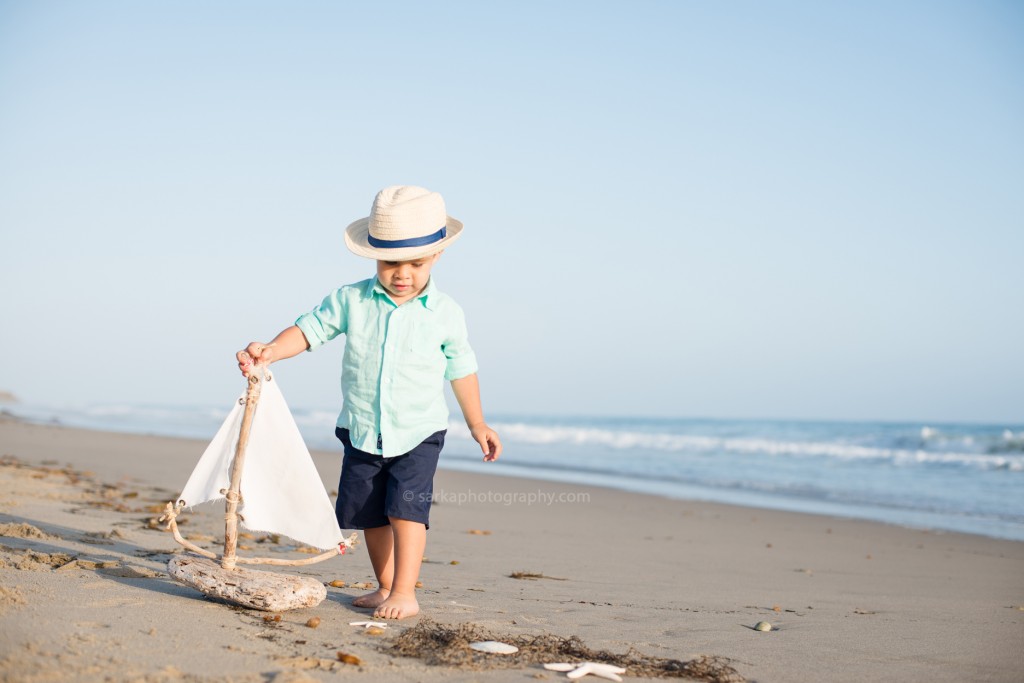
left=438, top=457, right=1024, bottom=543
left=6, top=409, right=1021, bottom=543
left=2, top=418, right=1023, bottom=682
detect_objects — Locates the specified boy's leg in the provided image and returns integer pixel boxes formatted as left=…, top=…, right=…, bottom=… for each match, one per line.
left=368, top=429, right=443, bottom=619
left=373, top=517, right=426, bottom=619
left=333, top=428, right=394, bottom=609
left=351, top=525, right=394, bottom=608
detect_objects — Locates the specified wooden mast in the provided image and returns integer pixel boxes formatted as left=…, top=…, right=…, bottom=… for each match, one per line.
left=221, top=369, right=262, bottom=570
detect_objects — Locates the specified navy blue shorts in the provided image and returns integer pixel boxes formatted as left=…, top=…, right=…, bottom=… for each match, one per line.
left=334, top=428, right=445, bottom=530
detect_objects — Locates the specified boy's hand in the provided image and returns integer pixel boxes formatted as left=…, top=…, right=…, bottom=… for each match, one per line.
left=469, top=423, right=502, bottom=462
left=236, top=342, right=275, bottom=376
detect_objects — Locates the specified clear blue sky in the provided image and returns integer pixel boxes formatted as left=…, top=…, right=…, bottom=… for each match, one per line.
left=1, top=1, right=1021, bottom=423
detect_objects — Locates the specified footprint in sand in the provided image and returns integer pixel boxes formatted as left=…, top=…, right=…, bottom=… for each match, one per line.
left=0, top=522, right=59, bottom=540
left=0, top=547, right=74, bottom=571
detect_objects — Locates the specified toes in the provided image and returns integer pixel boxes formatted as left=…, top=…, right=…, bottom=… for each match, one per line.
left=375, top=604, right=415, bottom=619
left=374, top=605, right=397, bottom=619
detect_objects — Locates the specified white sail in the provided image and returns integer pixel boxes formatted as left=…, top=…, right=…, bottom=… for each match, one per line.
left=178, top=370, right=343, bottom=550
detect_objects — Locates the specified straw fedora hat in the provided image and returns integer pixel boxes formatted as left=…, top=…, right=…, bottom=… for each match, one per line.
left=344, top=185, right=463, bottom=260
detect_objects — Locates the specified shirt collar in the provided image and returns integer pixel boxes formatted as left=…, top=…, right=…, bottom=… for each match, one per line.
left=366, top=276, right=437, bottom=310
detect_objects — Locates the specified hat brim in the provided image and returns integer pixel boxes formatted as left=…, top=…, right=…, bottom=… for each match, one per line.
left=344, top=216, right=464, bottom=260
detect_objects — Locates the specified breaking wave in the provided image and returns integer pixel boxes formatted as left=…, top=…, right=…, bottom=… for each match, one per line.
left=446, top=422, right=1024, bottom=471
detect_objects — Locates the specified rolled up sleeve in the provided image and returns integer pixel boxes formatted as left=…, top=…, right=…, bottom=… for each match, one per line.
left=442, top=305, right=478, bottom=381
left=295, top=290, right=348, bottom=351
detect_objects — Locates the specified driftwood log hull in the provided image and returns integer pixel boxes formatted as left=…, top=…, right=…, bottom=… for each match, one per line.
left=167, top=555, right=327, bottom=611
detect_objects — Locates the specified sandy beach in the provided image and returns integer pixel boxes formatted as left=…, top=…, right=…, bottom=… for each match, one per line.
left=1, top=416, right=1022, bottom=682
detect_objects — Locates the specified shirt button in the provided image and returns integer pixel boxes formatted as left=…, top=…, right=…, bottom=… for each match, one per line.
left=383, top=378, right=391, bottom=384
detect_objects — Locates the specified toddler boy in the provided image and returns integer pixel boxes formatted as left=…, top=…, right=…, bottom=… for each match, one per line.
left=237, top=186, right=501, bottom=619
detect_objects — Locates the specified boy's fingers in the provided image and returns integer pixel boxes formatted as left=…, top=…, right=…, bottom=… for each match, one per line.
left=481, top=433, right=502, bottom=461
left=237, top=351, right=253, bottom=376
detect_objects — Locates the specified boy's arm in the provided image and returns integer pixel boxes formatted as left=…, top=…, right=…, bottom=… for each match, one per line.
left=450, top=373, right=502, bottom=462
left=236, top=325, right=310, bottom=376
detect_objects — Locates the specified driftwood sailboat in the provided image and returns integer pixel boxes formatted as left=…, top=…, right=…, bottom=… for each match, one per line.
left=160, top=365, right=356, bottom=611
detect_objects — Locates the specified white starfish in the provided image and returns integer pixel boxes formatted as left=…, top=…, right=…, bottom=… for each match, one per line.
left=348, top=620, right=388, bottom=629
left=543, top=662, right=627, bottom=681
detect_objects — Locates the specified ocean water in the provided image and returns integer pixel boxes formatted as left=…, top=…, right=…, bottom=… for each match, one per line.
left=6, top=402, right=1024, bottom=541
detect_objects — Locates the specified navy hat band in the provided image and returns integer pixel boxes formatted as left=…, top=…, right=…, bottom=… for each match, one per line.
left=367, top=226, right=447, bottom=249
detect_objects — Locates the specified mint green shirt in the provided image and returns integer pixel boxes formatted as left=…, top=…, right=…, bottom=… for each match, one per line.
left=294, top=277, right=477, bottom=458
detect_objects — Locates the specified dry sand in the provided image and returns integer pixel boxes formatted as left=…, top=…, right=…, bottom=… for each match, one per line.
left=1, top=417, right=1022, bottom=682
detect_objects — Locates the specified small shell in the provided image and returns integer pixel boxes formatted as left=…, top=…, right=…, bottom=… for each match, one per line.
left=306, top=617, right=321, bottom=628
left=328, top=580, right=346, bottom=588
left=469, top=640, right=519, bottom=654
left=336, top=652, right=362, bottom=665
left=754, top=621, right=772, bottom=632
left=365, top=626, right=386, bottom=636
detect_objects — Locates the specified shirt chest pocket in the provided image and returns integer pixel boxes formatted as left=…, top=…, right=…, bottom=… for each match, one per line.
left=398, top=320, right=446, bottom=372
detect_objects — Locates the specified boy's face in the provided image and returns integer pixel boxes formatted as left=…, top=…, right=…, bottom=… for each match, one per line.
left=376, top=252, right=441, bottom=305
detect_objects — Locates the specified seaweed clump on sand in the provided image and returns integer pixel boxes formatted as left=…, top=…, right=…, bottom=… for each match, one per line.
left=390, top=618, right=745, bottom=682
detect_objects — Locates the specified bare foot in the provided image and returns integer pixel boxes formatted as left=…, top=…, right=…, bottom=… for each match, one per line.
left=373, top=591, right=419, bottom=619
left=352, top=587, right=390, bottom=608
